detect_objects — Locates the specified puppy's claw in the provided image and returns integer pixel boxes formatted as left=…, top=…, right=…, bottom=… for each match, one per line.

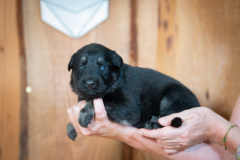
left=67, top=123, right=77, bottom=141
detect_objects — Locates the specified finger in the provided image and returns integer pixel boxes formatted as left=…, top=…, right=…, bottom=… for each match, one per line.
left=158, top=114, right=176, bottom=126
left=139, top=126, right=182, bottom=140
left=67, top=108, right=75, bottom=125
left=164, top=149, right=178, bottom=154
left=137, top=129, right=161, bottom=139
left=67, top=107, right=82, bottom=134
left=93, top=98, right=109, bottom=122
left=72, top=101, right=87, bottom=125
left=157, top=139, right=178, bottom=146
left=78, top=100, right=87, bottom=110
left=71, top=102, right=87, bottom=133
left=159, top=144, right=178, bottom=150
left=158, top=110, right=190, bottom=126
left=72, top=104, right=81, bottom=125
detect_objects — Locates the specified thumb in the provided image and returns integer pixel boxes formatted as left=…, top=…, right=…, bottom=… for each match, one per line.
left=159, top=114, right=177, bottom=126
left=159, top=110, right=189, bottom=127
left=93, top=98, right=108, bottom=122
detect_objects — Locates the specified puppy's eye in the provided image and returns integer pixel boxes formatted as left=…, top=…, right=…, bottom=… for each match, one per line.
left=101, top=65, right=106, bottom=71
left=79, top=64, right=83, bottom=69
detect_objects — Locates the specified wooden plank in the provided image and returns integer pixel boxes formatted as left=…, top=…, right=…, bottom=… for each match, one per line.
left=0, top=0, right=21, bottom=160
left=131, top=0, right=159, bottom=160
left=17, top=0, right=29, bottom=159
left=157, top=0, right=240, bottom=119
left=136, top=0, right=158, bottom=69
left=22, top=0, right=130, bottom=160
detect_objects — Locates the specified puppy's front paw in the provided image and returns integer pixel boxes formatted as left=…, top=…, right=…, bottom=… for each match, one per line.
left=67, top=123, right=77, bottom=141
left=144, top=116, right=163, bottom=129
left=78, top=102, right=95, bottom=128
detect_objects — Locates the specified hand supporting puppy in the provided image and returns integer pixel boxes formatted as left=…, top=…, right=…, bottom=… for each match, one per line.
left=67, top=99, right=238, bottom=160
left=137, top=107, right=240, bottom=155
left=67, top=99, right=173, bottom=159
left=67, top=99, right=137, bottom=140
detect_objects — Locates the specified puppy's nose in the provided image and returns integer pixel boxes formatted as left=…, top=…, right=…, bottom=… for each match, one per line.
left=86, top=80, right=97, bottom=89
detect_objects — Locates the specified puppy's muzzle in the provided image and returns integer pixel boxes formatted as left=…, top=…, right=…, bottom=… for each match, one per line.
left=86, top=80, right=97, bottom=89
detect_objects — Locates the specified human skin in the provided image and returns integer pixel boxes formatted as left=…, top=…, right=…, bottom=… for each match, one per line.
left=67, top=98, right=239, bottom=160
left=138, top=105, right=240, bottom=155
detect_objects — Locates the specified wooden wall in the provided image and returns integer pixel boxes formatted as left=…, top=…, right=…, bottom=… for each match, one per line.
left=157, top=0, right=240, bottom=120
left=21, top=0, right=158, bottom=160
left=0, top=0, right=240, bottom=160
left=0, top=0, right=20, bottom=160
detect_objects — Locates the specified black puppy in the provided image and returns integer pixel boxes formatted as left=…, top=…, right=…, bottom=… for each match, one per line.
left=67, top=43, right=199, bottom=141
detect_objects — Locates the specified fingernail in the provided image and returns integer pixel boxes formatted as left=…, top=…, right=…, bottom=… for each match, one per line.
left=137, top=131, right=142, bottom=135
left=159, top=118, right=168, bottom=126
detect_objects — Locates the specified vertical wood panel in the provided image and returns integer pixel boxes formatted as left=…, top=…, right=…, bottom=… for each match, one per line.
left=157, top=0, right=240, bottom=119
left=18, top=0, right=29, bottom=159
left=0, top=0, right=20, bottom=160
left=137, top=0, right=158, bottom=69
left=22, top=0, right=130, bottom=160
left=132, top=0, right=159, bottom=160
left=20, top=0, right=240, bottom=160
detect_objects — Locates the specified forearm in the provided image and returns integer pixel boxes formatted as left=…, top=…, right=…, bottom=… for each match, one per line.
left=113, top=125, right=165, bottom=158
left=114, top=124, right=234, bottom=160
left=230, top=95, right=240, bottom=126
left=117, top=128, right=234, bottom=160
left=211, top=111, right=240, bottom=154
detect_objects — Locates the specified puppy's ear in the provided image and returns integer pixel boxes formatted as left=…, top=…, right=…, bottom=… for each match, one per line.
left=68, top=54, right=76, bottom=71
left=110, top=51, right=123, bottom=68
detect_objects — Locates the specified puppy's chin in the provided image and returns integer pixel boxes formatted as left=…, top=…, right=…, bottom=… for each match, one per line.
left=81, top=91, right=103, bottom=99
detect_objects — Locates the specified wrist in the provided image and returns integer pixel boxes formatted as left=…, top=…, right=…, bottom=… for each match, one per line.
left=210, top=114, right=232, bottom=145
left=107, top=123, right=137, bottom=142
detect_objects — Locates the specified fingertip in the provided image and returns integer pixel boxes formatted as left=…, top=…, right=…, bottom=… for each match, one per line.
left=164, top=149, right=177, bottom=154
left=67, top=108, right=72, bottom=115
left=159, top=117, right=169, bottom=126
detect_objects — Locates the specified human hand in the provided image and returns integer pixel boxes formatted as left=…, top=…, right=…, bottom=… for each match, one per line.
left=137, top=107, right=230, bottom=154
left=67, top=102, right=234, bottom=159
left=67, top=98, right=137, bottom=139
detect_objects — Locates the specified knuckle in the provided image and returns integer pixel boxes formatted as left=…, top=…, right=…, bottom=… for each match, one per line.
left=73, top=105, right=80, bottom=111
left=67, top=108, right=72, bottom=115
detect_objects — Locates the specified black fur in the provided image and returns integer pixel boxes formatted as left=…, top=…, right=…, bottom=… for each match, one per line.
left=67, top=43, right=200, bottom=140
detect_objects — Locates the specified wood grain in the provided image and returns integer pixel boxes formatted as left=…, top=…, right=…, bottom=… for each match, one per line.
left=22, top=0, right=129, bottom=160
left=17, top=0, right=29, bottom=159
left=136, top=0, right=158, bottom=70
left=157, top=0, right=240, bottom=119
left=131, top=1, right=159, bottom=160
left=19, top=0, right=240, bottom=160
left=0, top=0, right=21, bottom=160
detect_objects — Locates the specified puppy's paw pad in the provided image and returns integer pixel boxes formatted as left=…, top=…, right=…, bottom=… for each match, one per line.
left=67, top=123, right=77, bottom=141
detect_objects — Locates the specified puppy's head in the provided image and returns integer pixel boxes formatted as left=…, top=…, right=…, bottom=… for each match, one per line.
left=68, top=43, right=123, bottom=99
